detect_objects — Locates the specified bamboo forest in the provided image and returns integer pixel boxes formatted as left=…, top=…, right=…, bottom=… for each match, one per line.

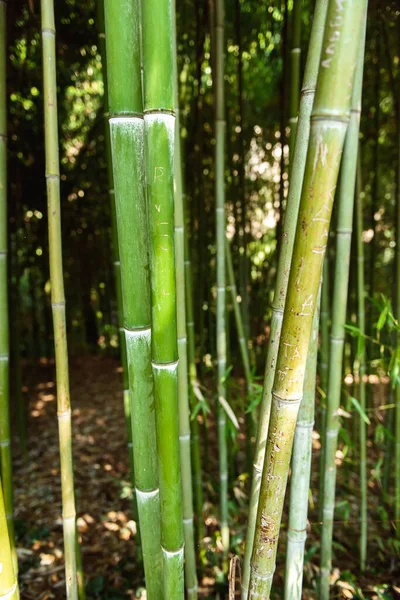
left=1, top=0, right=400, bottom=598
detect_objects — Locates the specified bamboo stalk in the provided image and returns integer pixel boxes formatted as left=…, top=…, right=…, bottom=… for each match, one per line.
left=241, top=0, right=329, bottom=594
left=355, top=150, right=367, bottom=568
left=226, top=236, right=255, bottom=461
left=212, top=0, right=230, bottom=556
left=0, top=481, right=19, bottom=600
left=284, top=292, right=320, bottom=600
left=289, top=0, right=302, bottom=158
left=396, top=70, right=400, bottom=541
left=96, top=0, right=141, bottom=561
left=41, top=2, right=80, bottom=597
left=248, top=2, right=365, bottom=596
left=0, top=0, right=17, bottom=576
left=103, top=0, right=163, bottom=596
left=173, top=3, right=198, bottom=596
left=319, top=11, right=368, bottom=597
left=183, top=210, right=205, bottom=541
left=141, top=0, right=185, bottom=594
left=318, top=255, right=330, bottom=521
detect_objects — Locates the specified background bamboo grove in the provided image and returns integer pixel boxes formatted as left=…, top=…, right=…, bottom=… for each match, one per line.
left=1, top=0, right=400, bottom=598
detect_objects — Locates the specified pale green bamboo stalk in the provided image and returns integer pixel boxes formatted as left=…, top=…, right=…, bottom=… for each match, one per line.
left=214, top=0, right=229, bottom=556
left=318, top=255, right=329, bottom=521
left=0, top=481, right=19, bottom=600
left=248, top=2, right=365, bottom=596
left=241, top=0, right=329, bottom=594
left=41, top=2, right=79, bottom=597
left=183, top=211, right=205, bottom=541
left=0, top=0, right=17, bottom=576
left=284, top=293, right=319, bottom=600
left=173, top=3, right=198, bottom=596
left=289, top=0, right=302, bottom=158
left=355, top=150, right=367, bottom=569
left=320, top=12, right=368, bottom=597
left=104, top=0, right=163, bottom=596
left=141, top=0, right=185, bottom=594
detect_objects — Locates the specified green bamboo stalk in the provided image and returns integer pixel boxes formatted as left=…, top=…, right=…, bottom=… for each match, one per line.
left=0, top=481, right=19, bottom=600
left=289, top=0, right=302, bottom=158
left=173, top=3, right=198, bottom=597
left=284, top=292, right=319, bottom=600
left=183, top=212, right=205, bottom=541
left=0, top=0, right=17, bottom=576
left=104, top=0, right=163, bottom=597
left=141, top=0, right=185, bottom=594
left=241, top=0, right=329, bottom=594
left=41, top=2, right=80, bottom=597
left=96, top=0, right=141, bottom=559
left=248, top=2, right=365, bottom=597
left=355, top=149, right=367, bottom=568
left=320, top=12, right=367, bottom=597
left=214, top=0, right=230, bottom=556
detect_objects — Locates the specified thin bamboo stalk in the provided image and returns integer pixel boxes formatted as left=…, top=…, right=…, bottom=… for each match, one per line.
left=356, top=150, right=367, bottom=568
left=183, top=209, right=205, bottom=541
left=96, top=0, right=141, bottom=558
left=284, top=292, right=319, bottom=600
left=0, top=481, right=19, bottom=600
left=248, top=2, right=365, bottom=596
left=319, top=12, right=368, bottom=597
left=318, top=255, right=330, bottom=521
left=214, top=0, right=230, bottom=556
left=396, top=75, right=400, bottom=540
left=41, top=2, right=80, bottom=597
left=173, top=3, right=198, bottom=597
left=226, top=236, right=255, bottom=461
left=104, top=0, right=163, bottom=596
left=241, top=0, right=329, bottom=594
left=289, top=0, right=302, bottom=158
left=0, top=0, right=17, bottom=576
left=141, top=0, right=185, bottom=593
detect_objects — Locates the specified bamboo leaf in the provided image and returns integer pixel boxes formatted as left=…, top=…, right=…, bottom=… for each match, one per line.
left=218, top=395, right=240, bottom=430
left=349, top=396, right=371, bottom=425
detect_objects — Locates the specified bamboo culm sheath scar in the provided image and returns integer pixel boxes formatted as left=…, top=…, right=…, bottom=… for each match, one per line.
left=104, top=0, right=163, bottom=597
left=141, top=0, right=185, bottom=595
left=248, top=1, right=365, bottom=597
left=41, top=1, right=82, bottom=597
left=241, top=0, right=329, bottom=594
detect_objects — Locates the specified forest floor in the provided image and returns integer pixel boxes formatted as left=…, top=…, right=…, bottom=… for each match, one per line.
left=10, top=355, right=400, bottom=599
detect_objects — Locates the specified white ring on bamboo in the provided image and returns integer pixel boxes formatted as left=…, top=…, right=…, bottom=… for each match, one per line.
left=0, top=582, right=18, bottom=599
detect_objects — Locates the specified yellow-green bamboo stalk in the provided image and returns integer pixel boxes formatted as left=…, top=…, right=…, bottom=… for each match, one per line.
left=0, top=0, right=17, bottom=576
left=241, top=0, right=329, bottom=594
left=319, top=12, right=368, bottom=597
left=0, top=481, right=19, bottom=600
left=248, top=2, right=365, bottom=596
left=284, top=293, right=320, bottom=600
left=41, top=2, right=80, bottom=597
